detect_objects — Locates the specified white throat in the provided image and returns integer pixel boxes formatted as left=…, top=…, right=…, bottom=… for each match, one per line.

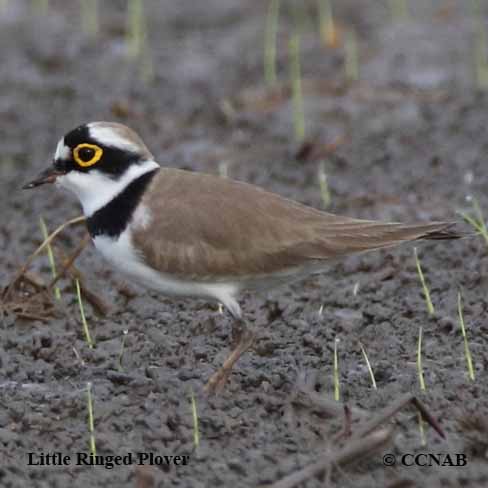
left=56, top=159, right=159, bottom=217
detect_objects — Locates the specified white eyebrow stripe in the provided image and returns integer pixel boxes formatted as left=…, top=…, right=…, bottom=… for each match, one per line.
left=54, top=140, right=70, bottom=160
left=88, top=125, right=139, bottom=152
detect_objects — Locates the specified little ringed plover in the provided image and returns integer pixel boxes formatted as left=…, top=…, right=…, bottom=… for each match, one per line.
left=23, top=122, right=460, bottom=392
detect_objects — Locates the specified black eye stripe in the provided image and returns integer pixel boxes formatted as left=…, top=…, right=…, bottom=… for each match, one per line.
left=62, top=124, right=144, bottom=176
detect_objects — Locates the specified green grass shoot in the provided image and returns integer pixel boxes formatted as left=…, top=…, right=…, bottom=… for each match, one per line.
left=414, top=247, right=435, bottom=316
left=388, top=0, right=410, bottom=22
left=218, top=161, right=229, bottom=178
left=125, top=0, right=153, bottom=83
left=117, top=329, right=128, bottom=371
left=416, top=325, right=427, bottom=444
left=292, top=1, right=308, bottom=34
left=80, top=0, right=99, bottom=37
left=75, top=279, right=94, bottom=349
left=190, top=388, right=200, bottom=449
left=457, top=292, right=475, bottom=381
left=39, top=217, right=61, bottom=301
left=471, top=0, right=488, bottom=88
left=140, top=49, right=154, bottom=84
left=86, top=382, right=97, bottom=457
left=32, top=0, right=49, bottom=15
left=417, top=325, right=426, bottom=391
left=289, top=33, right=305, bottom=143
left=359, top=342, right=377, bottom=389
left=318, top=0, right=338, bottom=48
left=417, top=411, right=426, bottom=446
left=264, top=0, right=280, bottom=86
left=333, top=337, right=340, bottom=401
left=317, top=160, right=331, bottom=209
left=72, top=346, right=85, bottom=366
left=344, top=29, right=359, bottom=82
left=353, top=282, right=360, bottom=296
left=457, top=196, right=488, bottom=248
left=127, top=0, right=145, bottom=58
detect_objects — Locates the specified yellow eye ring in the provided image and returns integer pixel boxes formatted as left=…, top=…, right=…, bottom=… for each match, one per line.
left=73, top=143, right=103, bottom=167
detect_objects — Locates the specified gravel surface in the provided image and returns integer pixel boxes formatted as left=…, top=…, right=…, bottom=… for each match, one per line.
left=1, top=1, right=487, bottom=486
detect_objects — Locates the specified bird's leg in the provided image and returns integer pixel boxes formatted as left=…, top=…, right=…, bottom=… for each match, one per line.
left=204, top=317, right=256, bottom=394
left=230, top=316, right=245, bottom=347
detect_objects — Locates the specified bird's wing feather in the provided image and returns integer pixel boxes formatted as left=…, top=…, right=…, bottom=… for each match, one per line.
left=132, top=168, right=455, bottom=281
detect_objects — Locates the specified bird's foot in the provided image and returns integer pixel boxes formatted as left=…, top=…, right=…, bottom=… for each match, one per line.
left=204, top=367, right=232, bottom=395
left=204, top=327, right=256, bottom=395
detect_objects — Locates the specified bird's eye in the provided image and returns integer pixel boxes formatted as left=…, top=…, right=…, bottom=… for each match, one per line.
left=73, top=143, right=103, bottom=168
left=79, top=147, right=94, bottom=161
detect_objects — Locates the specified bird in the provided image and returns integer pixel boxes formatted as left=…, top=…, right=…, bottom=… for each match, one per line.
left=23, top=121, right=460, bottom=392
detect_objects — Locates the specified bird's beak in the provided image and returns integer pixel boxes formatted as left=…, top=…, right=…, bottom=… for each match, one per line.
left=22, top=165, right=65, bottom=189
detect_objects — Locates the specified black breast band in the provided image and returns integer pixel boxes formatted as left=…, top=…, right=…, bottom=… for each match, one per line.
left=86, top=168, right=159, bottom=238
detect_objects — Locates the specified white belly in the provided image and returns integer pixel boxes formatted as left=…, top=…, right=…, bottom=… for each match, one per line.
left=92, top=231, right=240, bottom=315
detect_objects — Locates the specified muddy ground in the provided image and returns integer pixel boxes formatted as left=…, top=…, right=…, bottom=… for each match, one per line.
left=1, top=1, right=488, bottom=487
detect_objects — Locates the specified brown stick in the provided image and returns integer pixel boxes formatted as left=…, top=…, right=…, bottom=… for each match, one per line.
left=22, top=272, right=47, bottom=290
left=332, top=405, right=353, bottom=442
left=411, top=396, right=446, bottom=439
left=4, top=215, right=86, bottom=299
left=47, top=235, right=110, bottom=316
left=352, top=393, right=445, bottom=440
left=47, top=233, right=91, bottom=291
left=269, top=427, right=393, bottom=488
left=71, top=276, right=111, bottom=316
left=16, top=312, right=53, bottom=322
left=292, top=371, right=367, bottom=419
left=294, top=384, right=367, bottom=419
left=271, top=391, right=445, bottom=488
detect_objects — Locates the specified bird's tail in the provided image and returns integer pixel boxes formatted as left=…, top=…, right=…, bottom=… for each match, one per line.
left=395, top=222, right=464, bottom=242
left=313, top=220, right=463, bottom=258
left=413, top=222, right=463, bottom=241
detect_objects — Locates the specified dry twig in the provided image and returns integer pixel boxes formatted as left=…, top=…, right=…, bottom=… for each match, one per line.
left=269, top=427, right=393, bottom=488
left=2, top=216, right=110, bottom=321
left=271, top=389, right=445, bottom=488
left=47, top=233, right=91, bottom=291
left=3, top=215, right=85, bottom=300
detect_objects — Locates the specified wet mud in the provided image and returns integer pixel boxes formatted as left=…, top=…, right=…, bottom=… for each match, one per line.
left=1, top=1, right=488, bottom=486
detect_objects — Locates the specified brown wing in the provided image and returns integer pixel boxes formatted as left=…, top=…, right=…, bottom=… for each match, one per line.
left=132, top=168, right=457, bottom=281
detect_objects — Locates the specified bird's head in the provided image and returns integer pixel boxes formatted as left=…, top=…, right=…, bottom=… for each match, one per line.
left=23, top=122, right=159, bottom=216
